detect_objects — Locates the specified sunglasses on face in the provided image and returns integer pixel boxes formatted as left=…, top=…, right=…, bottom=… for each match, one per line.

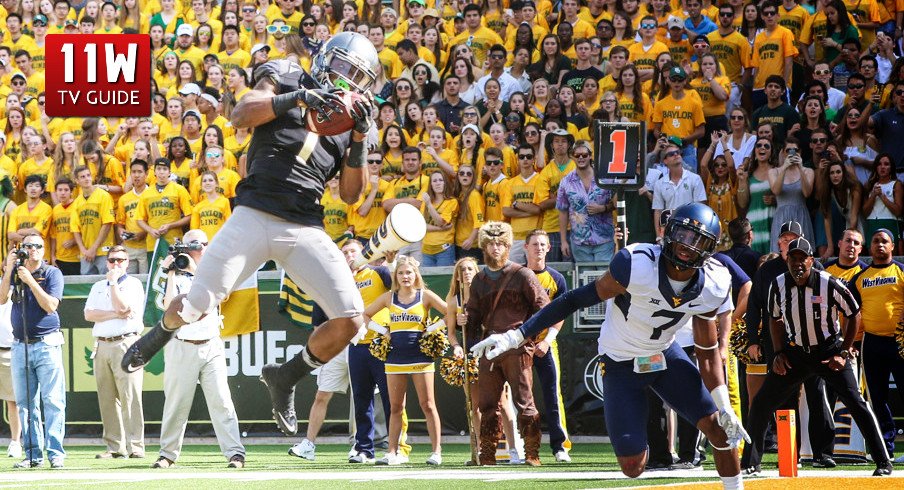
left=847, top=83, right=865, bottom=89
left=896, top=89, right=904, bottom=96
left=463, top=112, right=477, bottom=117
left=11, top=80, right=25, bottom=86
left=267, top=24, right=291, bottom=34
left=489, top=54, right=505, bottom=59
left=718, top=12, right=733, bottom=17
left=518, top=154, right=534, bottom=159
left=458, top=170, right=473, bottom=176
left=730, top=115, right=744, bottom=120
left=242, top=6, right=256, bottom=11
left=525, top=130, right=538, bottom=136
left=714, top=162, right=728, bottom=168
left=367, top=159, right=382, bottom=164
left=485, top=160, right=502, bottom=165
left=663, top=149, right=681, bottom=158
left=22, top=243, right=43, bottom=249
left=206, top=151, right=222, bottom=158
left=669, top=76, right=685, bottom=82
left=814, top=69, right=830, bottom=75
left=302, top=21, right=315, bottom=27
left=761, top=10, right=777, bottom=16
left=573, top=153, right=590, bottom=158
left=640, top=23, right=656, bottom=29
left=811, top=137, right=828, bottom=144
left=756, top=143, right=771, bottom=149
left=107, top=257, right=128, bottom=264
left=603, top=99, right=617, bottom=104
left=591, top=43, right=602, bottom=48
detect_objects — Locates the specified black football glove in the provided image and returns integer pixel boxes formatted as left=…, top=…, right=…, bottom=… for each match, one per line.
left=296, top=88, right=346, bottom=120
left=349, top=92, right=375, bottom=134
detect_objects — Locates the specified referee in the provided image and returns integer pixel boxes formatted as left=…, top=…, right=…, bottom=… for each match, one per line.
left=740, top=237, right=892, bottom=477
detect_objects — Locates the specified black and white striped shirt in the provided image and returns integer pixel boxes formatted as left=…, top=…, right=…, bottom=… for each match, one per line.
left=768, top=270, right=860, bottom=348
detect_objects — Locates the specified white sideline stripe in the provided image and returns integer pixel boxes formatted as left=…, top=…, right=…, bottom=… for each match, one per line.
left=1, top=469, right=901, bottom=484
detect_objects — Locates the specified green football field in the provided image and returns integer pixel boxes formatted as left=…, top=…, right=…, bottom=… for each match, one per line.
left=0, top=443, right=897, bottom=489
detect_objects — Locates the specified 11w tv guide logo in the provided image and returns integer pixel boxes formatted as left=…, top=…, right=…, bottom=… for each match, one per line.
left=46, top=34, right=151, bottom=117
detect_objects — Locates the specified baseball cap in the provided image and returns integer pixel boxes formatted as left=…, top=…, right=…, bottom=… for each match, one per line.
left=779, top=221, right=804, bottom=238
left=64, top=19, right=78, bottom=27
left=154, top=157, right=172, bottom=168
left=178, top=83, right=201, bottom=96
left=181, top=109, right=201, bottom=121
left=10, top=72, right=26, bottom=81
left=408, top=0, right=426, bottom=6
left=423, top=8, right=440, bottom=18
left=461, top=124, right=481, bottom=135
left=667, top=16, right=683, bottom=30
left=176, top=23, right=194, bottom=37
left=383, top=7, right=399, bottom=18
left=200, top=93, right=219, bottom=108
left=33, top=14, right=48, bottom=26
left=250, top=43, right=270, bottom=56
left=787, top=237, right=812, bottom=256
left=668, top=66, right=687, bottom=80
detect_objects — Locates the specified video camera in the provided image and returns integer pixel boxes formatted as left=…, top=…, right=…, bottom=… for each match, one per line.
left=163, top=239, right=204, bottom=273
left=12, top=248, right=27, bottom=268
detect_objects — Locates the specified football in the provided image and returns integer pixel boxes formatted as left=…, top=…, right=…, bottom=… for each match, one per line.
left=304, top=90, right=363, bottom=136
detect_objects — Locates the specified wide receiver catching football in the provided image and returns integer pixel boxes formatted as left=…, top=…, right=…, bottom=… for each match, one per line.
left=122, top=32, right=379, bottom=437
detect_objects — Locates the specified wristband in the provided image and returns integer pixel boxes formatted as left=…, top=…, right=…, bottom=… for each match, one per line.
left=271, top=89, right=302, bottom=117
left=346, top=138, right=366, bottom=168
left=710, top=384, right=731, bottom=411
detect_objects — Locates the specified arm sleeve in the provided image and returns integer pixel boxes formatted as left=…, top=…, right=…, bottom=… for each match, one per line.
left=608, top=248, right=632, bottom=288
left=46, top=268, right=64, bottom=300
left=518, top=281, right=602, bottom=338
left=376, top=266, right=392, bottom=289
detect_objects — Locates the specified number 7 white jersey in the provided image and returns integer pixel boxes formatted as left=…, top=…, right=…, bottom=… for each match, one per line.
left=599, top=243, right=733, bottom=362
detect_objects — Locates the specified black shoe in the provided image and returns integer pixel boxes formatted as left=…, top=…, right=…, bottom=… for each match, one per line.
left=873, top=461, right=893, bottom=476
left=813, top=456, right=837, bottom=468
left=227, top=455, right=245, bottom=468
left=152, top=456, right=175, bottom=469
left=742, top=465, right=762, bottom=476
left=121, top=321, right=174, bottom=372
left=259, top=363, right=297, bottom=436
left=645, top=460, right=672, bottom=471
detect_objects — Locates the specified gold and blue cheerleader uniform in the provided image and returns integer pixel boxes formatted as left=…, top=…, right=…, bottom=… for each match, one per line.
left=385, top=290, right=435, bottom=374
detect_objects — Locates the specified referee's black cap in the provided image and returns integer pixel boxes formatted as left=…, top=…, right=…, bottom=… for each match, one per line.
left=780, top=221, right=804, bottom=238
left=787, top=237, right=813, bottom=257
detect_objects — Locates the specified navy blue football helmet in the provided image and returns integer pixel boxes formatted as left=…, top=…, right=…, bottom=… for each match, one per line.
left=662, top=203, right=721, bottom=269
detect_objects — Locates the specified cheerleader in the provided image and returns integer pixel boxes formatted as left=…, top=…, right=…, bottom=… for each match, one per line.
left=364, top=256, right=447, bottom=466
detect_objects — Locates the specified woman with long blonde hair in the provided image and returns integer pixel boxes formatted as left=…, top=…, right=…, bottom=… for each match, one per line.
left=364, top=257, right=447, bottom=466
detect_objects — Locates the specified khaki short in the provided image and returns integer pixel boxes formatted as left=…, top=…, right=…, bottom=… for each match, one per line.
left=0, top=348, right=14, bottom=401
left=314, top=346, right=349, bottom=394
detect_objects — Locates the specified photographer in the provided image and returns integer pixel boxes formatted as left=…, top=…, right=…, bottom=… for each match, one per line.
left=84, top=246, right=145, bottom=459
left=0, top=234, right=65, bottom=468
left=153, top=229, right=245, bottom=469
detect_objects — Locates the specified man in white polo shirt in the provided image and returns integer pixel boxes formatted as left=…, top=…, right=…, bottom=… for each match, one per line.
left=84, top=245, right=146, bottom=459
left=651, top=140, right=707, bottom=238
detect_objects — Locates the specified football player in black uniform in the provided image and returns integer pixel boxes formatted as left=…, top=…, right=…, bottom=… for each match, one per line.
left=122, top=32, right=380, bottom=436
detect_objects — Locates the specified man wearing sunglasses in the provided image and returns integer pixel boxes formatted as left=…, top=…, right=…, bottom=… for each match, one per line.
left=84, top=246, right=146, bottom=461
left=0, top=233, right=65, bottom=468
left=798, top=63, right=845, bottom=112
left=651, top=141, right=707, bottom=239
left=628, top=15, right=669, bottom=81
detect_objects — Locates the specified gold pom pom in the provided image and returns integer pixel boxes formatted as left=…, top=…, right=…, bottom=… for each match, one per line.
left=439, top=355, right=479, bottom=386
left=896, top=320, right=904, bottom=360
left=729, top=319, right=756, bottom=365
left=369, top=334, right=391, bottom=361
left=419, top=329, right=450, bottom=359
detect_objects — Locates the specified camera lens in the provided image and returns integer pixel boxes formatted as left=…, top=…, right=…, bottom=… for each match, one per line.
left=174, top=254, right=190, bottom=270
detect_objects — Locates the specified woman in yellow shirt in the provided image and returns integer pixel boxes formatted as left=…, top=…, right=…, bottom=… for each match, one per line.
left=381, top=125, right=405, bottom=180
left=453, top=164, right=484, bottom=260
left=487, top=123, right=518, bottom=179
left=118, top=0, right=149, bottom=33
left=402, top=102, right=428, bottom=147
left=190, top=170, right=232, bottom=240
left=456, top=125, right=486, bottom=185
left=421, top=127, right=458, bottom=177
left=165, top=60, right=199, bottom=99
left=4, top=108, right=27, bottom=166
left=420, top=171, right=459, bottom=267
left=166, top=136, right=193, bottom=188
left=49, top=132, right=79, bottom=202
left=201, top=125, right=238, bottom=172
left=616, top=64, right=653, bottom=124
left=320, top=175, right=351, bottom=244
left=18, top=133, right=54, bottom=200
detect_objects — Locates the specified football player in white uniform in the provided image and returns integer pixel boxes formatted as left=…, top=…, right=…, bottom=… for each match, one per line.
left=473, top=203, right=749, bottom=489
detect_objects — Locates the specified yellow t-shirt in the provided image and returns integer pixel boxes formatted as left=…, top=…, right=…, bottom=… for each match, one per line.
left=628, top=40, right=670, bottom=74
left=421, top=197, right=459, bottom=255
left=422, top=148, right=459, bottom=176
left=618, top=92, right=654, bottom=124
left=17, top=158, right=53, bottom=192
left=665, top=38, right=694, bottom=65
left=321, top=188, right=349, bottom=242
left=851, top=262, right=904, bottom=337
left=69, top=188, right=116, bottom=256
left=50, top=202, right=78, bottom=263
left=349, top=178, right=392, bottom=241
left=535, top=160, right=576, bottom=233
left=10, top=200, right=52, bottom=238
left=500, top=172, right=541, bottom=240
left=652, top=91, right=706, bottom=139
left=136, top=181, right=193, bottom=251
left=752, top=26, right=799, bottom=89
left=454, top=189, right=485, bottom=247
left=189, top=167, right=240, bottom=204
left=385, top=174, right=430, bottom=202
left=116, top=188, right=147, bottom=250
left=690, top=75, right=732, bottom=118
left=190, top=194, right=232, bottom=240
left=482, top=175, right=508, bottom=222
left=377, top=48, right=404, bottom=80
left=708, top=29, right=752, bottom=83
left=448, top=26, right=505, bottom=66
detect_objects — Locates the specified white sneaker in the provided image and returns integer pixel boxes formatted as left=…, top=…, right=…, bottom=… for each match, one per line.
left=555, top=450, right=571, bottom=463
left=348, top=452, right=374, bottom=464
left=508, top=449, right=523, bottom=464
left=397, top=453, right=410, bottom=464
left=348, top=446, right=358, bottom=459
left=7, top=441, right=21, bottom=459
left=375, top=453, right=402, bottom=466
left=426, top=453, right=442, bottom=465
left=288, top=439, right=316, bottom=461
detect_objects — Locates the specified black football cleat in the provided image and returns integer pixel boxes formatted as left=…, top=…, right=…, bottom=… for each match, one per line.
left=121, top=321, right=174, bottom=372
left=873, top=461, right=893, bottom=476
left=260, top=364, right=297, bottom=436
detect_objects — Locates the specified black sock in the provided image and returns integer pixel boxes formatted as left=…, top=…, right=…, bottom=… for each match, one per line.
left=277, top=345, right=321, bottom=386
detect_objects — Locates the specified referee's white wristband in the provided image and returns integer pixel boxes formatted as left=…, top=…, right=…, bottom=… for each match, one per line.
left=711, top=384, right=731, bottom=411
